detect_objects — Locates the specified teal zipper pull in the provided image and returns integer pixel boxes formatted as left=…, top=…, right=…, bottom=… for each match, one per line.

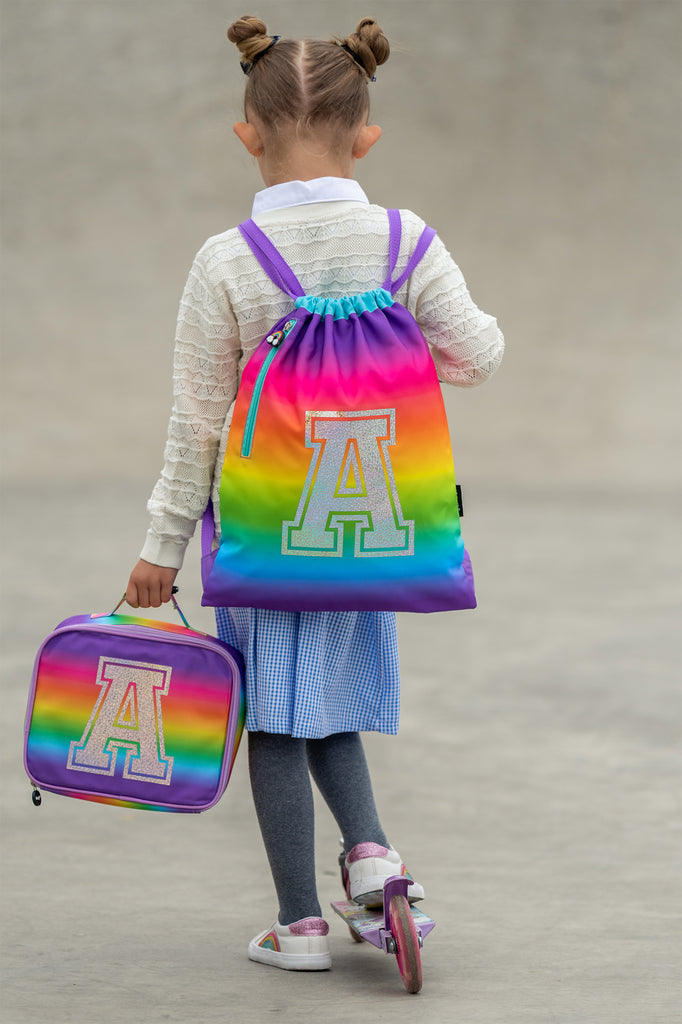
left=241, top=318, right=297, bottom=458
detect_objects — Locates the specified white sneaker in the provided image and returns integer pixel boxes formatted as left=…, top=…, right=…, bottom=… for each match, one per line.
left=248, top=917, right=331, bottom=971
left=344, top=843, right=425, bottom=907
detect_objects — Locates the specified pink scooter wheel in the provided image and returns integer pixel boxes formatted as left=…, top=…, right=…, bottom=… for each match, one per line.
left=388, top=894, right=423, bottom=994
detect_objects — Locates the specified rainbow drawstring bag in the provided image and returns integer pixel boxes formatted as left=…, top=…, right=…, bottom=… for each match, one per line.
left=201, top=210, right=476, bottom=613
left=24, top=596, right=245, bottom=812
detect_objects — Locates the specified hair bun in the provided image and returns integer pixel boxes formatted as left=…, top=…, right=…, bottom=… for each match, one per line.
left=227, top=14, right=273, bottom=65
left=342, top=17, right=390, bottom=78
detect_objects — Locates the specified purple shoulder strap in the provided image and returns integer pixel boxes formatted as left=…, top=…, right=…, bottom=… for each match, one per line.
left=238, top=219, right=305, bottom=299
left=383, top=208, right=403, bottom=288
left=384, top=209, right=437, bottom=296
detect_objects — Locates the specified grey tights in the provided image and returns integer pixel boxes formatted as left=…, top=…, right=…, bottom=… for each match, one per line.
left=248, top=730, right=389, bottom=925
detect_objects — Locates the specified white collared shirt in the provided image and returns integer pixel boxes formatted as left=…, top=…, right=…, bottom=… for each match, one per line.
left=252, top=177, right=370, bottom=215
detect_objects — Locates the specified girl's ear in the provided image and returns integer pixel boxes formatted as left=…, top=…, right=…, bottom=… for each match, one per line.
left=352, top=124, right=382, bottom=159
left=233, top=121, right=264, bottom=157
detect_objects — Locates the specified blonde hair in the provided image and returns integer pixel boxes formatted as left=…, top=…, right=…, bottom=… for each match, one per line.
left=226, top=15, right=390, bottom=138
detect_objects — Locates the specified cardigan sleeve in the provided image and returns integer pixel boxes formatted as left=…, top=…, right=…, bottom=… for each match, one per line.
left=407, top=232, right=504, bottom=387
left=139, top=245, right=241, bottom=569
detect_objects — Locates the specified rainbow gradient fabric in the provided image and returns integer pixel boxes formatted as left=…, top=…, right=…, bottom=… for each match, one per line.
left=201, top=289, right=476, bottom=613
left=24, top=614, right=245, bottom=812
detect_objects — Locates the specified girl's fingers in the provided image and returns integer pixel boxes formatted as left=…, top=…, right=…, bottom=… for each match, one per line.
left=126, top=562, right=177, bottom=608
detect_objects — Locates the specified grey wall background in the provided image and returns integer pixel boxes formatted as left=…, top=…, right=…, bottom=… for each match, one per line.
left=1, top=3, right=680, bottom=1022
left=2, top=0, right=680, bottom=492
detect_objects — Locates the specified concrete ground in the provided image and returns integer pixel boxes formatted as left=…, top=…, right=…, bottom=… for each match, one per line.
left=1, top=2, right=680, bottom=1022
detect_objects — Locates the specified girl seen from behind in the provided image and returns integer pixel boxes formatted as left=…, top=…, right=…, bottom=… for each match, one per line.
left=126, top=15, right=504, bottom=972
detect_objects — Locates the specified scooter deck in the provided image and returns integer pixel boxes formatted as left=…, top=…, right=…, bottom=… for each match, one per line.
left=331, top=898, right=436, bottom=951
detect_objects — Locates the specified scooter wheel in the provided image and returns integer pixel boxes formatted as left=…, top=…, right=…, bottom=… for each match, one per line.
left=388, top=894, right=422, bottom=994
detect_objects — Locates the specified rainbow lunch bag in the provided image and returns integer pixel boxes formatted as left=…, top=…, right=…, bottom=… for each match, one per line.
left=24, top=595, right=245, bottom=812
left=201, top=209, right=476, bottom=614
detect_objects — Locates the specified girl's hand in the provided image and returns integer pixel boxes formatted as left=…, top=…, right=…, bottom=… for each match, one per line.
left=126, top=560, right=179, bottom=609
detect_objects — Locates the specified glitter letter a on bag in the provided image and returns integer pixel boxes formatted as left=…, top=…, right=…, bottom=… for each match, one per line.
left=67, top=656, right=174, bottom=785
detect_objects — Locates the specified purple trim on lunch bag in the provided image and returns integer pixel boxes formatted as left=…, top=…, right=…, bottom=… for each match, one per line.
left=239, top=219, right=305, bottom=299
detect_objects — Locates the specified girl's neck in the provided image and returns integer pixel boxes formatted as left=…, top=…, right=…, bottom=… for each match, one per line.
left=233, top=118, right=381, bottom=188
left=257, top=147, right=356, bottom=188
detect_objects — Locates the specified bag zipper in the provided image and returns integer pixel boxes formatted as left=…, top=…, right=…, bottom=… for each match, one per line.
left=241, top=319, right=296, bottom=458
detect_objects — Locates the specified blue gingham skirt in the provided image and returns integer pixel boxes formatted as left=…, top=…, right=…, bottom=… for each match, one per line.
left=215, top=607, right=400, bottom=739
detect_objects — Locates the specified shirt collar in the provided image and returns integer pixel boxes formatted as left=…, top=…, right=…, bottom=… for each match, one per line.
left=251, top=177, right=370, bottom=215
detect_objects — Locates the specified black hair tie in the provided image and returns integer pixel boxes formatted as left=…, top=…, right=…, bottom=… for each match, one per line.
left=340, top=43, right=376, bottom=82
left=241, top=35, right=280, bottom=76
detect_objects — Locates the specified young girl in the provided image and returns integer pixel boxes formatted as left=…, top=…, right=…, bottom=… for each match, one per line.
left=126, top=15, right=503, bottom=972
